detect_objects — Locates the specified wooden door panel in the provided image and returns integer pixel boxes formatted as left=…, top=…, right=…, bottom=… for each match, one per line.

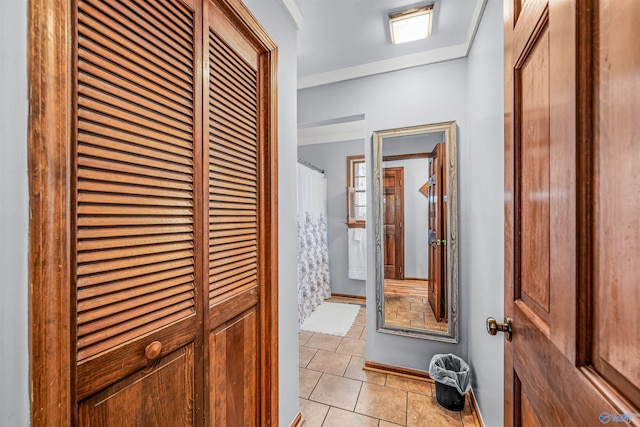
left=517, top=24, right=550, bottom=319
left=209, top=309, right=258, bottom=427
left=78, top=344, right=195, bottom=426
left=505, top=0, right=640, bottom=424
left=207, top=3, right=259, bottom=308
left=427, top=144, right=443, bottom=320
left=383, top=168, right=404, bottom=279
left=30, top=0, right=278, bottom=424
left=594, top=0, right=640, bottom=408
left=206, top=2, right=265, bottom=425
left=519, top=393, right=541, bottom=427
left=73, top=0, right=201, bottom=402
left=76, top=315, right=197, bottom=400
left=383, top=189, right=398, bottom=279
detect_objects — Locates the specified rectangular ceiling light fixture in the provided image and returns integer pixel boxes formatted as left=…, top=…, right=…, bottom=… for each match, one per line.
left=389, top=4, right=434, bottom=45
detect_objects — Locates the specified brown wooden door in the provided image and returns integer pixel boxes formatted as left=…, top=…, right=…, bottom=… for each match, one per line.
left=383, top=167, right=404, bottom=280
left=60, top=0, right=277, bottom=425
left=427, top=144, right=445, bottom=321
left=504, top=0, right=640, bottom=425
left=204, top=2, right=275, bottom=425
left=73, top=1, right=202, bottom=424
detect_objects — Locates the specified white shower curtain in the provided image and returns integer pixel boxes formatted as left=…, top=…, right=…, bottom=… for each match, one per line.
left=297, top=163, right=331, bottom=326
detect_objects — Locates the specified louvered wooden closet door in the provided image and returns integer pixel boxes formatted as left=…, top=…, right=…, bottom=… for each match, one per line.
left=73, top=0, right=202, bottom=424
left=205, top=3, right=264, bottom=425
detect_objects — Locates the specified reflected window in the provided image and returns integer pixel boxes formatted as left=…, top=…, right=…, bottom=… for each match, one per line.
left=347, top=155, right=366, bottom=227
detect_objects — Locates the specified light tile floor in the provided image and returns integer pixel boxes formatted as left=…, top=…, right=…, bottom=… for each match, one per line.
left=299, top=306, right=479, bottom=427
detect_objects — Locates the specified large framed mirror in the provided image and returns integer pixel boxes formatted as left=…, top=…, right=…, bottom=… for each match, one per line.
left=373, top=121, right=458, bottom=342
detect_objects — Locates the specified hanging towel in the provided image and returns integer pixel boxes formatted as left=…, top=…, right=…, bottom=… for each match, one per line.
left=348, top=228, right=367, bottom=280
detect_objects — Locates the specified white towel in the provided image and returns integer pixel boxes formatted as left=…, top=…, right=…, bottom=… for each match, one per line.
left=348, top=228, right=367, bottom=280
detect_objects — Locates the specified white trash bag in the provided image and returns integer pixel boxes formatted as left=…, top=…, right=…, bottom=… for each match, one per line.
left=428, top=353, right=471, bottom=396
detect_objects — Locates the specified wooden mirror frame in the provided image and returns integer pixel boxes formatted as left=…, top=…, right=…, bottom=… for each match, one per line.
left=373, top=121, right=458, bottom=342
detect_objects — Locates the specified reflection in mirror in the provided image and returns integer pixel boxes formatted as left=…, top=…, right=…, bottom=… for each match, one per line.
left=373, top=121, right=458, bottom=342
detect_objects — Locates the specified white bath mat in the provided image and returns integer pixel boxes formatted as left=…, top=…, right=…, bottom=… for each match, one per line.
left=301, top=302, right=361, bottom=336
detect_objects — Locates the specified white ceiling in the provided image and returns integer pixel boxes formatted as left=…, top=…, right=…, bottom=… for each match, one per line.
left=289, top=0, right=487, bottom=89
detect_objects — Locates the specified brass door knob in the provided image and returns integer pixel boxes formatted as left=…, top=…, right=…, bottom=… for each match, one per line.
left=486, top=316, right=512, bottom=341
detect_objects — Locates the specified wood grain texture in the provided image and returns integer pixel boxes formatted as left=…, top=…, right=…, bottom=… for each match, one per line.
left=383, top=167, right=404, bottom=280
left=28, top=0, right=73, bottom=424
left=209, top=309, right=258, bottom=427
left=208, top=24, right=258, bottom=306
left=73, top=2, right=200, bottom=409
left=504, top=0, right=640, bottom=424
left=503, top=0, right=516, bottom=422
left=206, top=0, right=279, bottom=425
left=548, top=0, right=581, bottom=366
left=594, top=0, right=640, bottom=408
left=517, top=24, right=551, bottom=319
left=364, top=361, right=431, bottom=381
left=78, top=345, right=196, bottom=426
left=519, top=388, right=541, bottom=427
left=289, top=412, right=302, bottom=427
left=30, top=0, right=278, bottom=424
left=427, top=144, right=444, bottom=321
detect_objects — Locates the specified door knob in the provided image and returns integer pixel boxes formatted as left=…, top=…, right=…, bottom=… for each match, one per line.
left=144, top=340, right=162, bottom=361
left=486, top=316, right=512, bottom=341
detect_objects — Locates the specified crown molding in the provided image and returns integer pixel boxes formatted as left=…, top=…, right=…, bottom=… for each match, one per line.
left=279, top=0, right=302, bottom=29
left=464, top=0, right=488, bottom=54
left=297, top=0, right=488, bottom=90
left=297, top=118, right=365, bottom=146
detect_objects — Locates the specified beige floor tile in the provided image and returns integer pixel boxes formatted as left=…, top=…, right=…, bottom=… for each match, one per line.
left=344, top=325, right=364, bottom=339
left=299, top=346, right=318, bottom=368
left=298, top=302, right=474, bottom=427
left=396, top=310, right=425, bottom=322
left=355, top=382, right=407, bottom=425
left=299, top=398, right=329, bottom=427
left=385, top=375, right=432, bottom=396
left=353, top=315, right=367, bottom=326
left=322, top=407, right=379, bottom=427
left=462, top=412, right=478, bottom=427
left=344, top=356, right=386, bottom=385
left=410, top=301, right=430, bottom=312
left=461, top=395, right=473, bottom=417
left=307, top=350, right=351, bottom=376
left=335, top=337, right=366, bottom=357
left=299, top=330, right=314, bottom=346
left=305, top=333, right=343, bottom=352
left=309, top=373, right=363, bottom=411
left=299, top=367, right=322, bottom=398
left=407, top=392, right=462, bottom=427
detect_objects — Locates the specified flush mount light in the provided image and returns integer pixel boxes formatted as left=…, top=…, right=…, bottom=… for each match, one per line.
left=388, top=5, right=434, bottom=45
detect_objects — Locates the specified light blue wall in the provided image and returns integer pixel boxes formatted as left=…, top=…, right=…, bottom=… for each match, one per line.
left=242, top=2, right=300, bottom=425
left=299, top=57, right=471, bottom=370
left=465, top=0, right=505, bottom=425
left=0, top=0, right=29, bottom=425
left=298, top=139, right=367, bottom=296
left=298, top=4, right=506, bottom=424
